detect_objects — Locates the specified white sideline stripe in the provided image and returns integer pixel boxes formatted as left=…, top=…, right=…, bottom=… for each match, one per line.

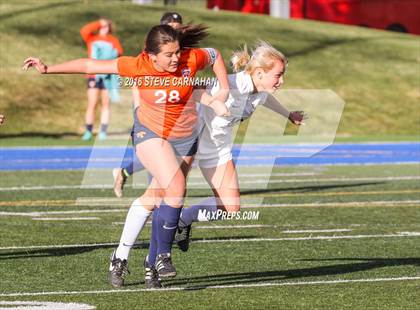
left=0, top=301, right=95, bottom=309
left=237, top=176, right=420, bottom=185
left=192, top=233, right=420, bottom=243
left=195, top=224, right=272, bottom=229
left=32, top=217, right=101, bottom=221
left=115, top=225, right=352, bottom=231
left=242, top=200, right=420, bottom=208
left=1, top=200, right=418, bottom=218
left=0, top=277, right=419, bottom=297
left=1, top=232, right=420, bottom=250
left=190, top=172, right=319, bottom=178
left=0, top=209, right=125, bottom=217
left=283, top=229, right=352, bottom=233
left=1, top=175, right=419, bottom=191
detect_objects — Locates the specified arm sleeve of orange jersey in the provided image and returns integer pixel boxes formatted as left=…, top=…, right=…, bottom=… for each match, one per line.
left=194, top=48, right=218, bottom=71
left=117, top=56, right=139, bottom=77
left=80, top=21, right=101, bottom=42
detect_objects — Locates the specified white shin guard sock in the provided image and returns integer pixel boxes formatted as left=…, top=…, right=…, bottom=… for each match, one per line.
left=115, top=198, right=151, bottom=260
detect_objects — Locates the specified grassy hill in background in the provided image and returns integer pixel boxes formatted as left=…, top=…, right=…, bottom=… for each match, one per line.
left=0, top=0, right=419, bottom=140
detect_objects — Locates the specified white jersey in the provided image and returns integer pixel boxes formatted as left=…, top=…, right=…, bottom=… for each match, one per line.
left=196, top=71, right=268, bottom=168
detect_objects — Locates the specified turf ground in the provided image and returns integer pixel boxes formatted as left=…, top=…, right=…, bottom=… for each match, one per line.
left=0, top=162, right=419, bottom=309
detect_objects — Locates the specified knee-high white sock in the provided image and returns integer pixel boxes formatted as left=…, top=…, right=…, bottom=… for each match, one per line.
left=115, top=198, right=151, bottom=260
left=179, top=197, right=218, bottom=227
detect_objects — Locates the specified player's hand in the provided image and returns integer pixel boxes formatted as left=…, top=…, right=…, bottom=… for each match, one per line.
left=22, top=57, right=48, bottom=73
left=210, top=99, right=230, bottom=117
left=0, top=114, right=4, bottom=125
left=288, top=111, right=307, bottom=125
left=213, top=88, right=230, bottom=104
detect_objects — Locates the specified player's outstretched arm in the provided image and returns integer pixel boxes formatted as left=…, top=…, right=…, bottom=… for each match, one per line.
left=22, top=57, right=118, bottom=75
left=210, top=49, right=230, bottom=103
left=264, top=93, right=306, bottom=125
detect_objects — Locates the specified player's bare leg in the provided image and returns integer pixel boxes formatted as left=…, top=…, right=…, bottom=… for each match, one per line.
left=98, top=89, right=110, bottom=140
left=176, top=159, right=240, bottom=251
left=83, top=88, right=99, bottom=140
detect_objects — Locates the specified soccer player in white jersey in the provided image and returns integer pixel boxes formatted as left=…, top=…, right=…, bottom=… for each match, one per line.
left=175, top=41, right=305, bottom=251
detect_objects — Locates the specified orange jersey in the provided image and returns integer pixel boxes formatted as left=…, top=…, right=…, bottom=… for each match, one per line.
left=80, top=21, right=123, bottom=57
left=80, top=21, right=123, bottom=79
left=117, top=48, right=211, bottom=139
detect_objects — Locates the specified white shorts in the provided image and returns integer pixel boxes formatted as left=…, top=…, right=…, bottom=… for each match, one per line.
left=195, top=122, right=233, bottom=169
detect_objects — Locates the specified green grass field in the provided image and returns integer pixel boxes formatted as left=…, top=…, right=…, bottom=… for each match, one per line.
left=0, top=164, right=419, bottom=309
left=1, top=1, right=419, bottom=309
left=0, top=0, right=419, bottom=139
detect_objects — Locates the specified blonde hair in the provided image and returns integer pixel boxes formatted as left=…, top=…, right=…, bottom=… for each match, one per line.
left=231, top=40, right=288, bottom=74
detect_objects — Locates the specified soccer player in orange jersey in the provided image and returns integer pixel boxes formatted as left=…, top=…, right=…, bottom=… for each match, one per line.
left=23, top=23, right=230, bottom=289
left=80, top=18, right=123, bottom=140
left=112, top=12, right=184, bottom=198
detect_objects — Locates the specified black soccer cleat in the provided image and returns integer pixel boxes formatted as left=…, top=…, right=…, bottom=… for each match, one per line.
left=175, top=224, right=192, bottom=252
left=144, top=256, right=162, bottom=289
left=108, top=250, right=130, bottom=288
left=155, top=253, right=177, bottom=278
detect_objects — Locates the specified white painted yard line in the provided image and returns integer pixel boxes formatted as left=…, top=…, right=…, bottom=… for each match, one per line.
left=237, top=176, right=420, bottom=184
left=1, top=232, right=420, bottom=251
left=76, top=199, right=420, bottom=208
left=113, top=223, right=273, bottom=229
left=0, top=242, right=118, bottom=251
left=189, top=172, right=319, bottom=178
left=192, top=233, right=420, bottom=243
left=242, top=200, right=420, bottom=208
left=1, top=175, right=419, bottom=191
left=0, top=209, right=126, bottom=217
left=32, top=217, right=101, bottom=221
left=0, top=276, right=419, bottom=297
left=1, top=200, right=418, bottom=218
left=283, top=229, right=352, bottom=233
left=195, top=224, right=273, bottom=229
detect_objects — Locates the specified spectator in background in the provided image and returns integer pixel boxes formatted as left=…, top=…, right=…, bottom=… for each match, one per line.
left=80, top=18, right=123, bottom=140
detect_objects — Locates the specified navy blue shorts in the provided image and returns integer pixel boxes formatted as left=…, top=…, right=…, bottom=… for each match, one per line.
left=131, top=110, right=198, bottom=157
left=87, top=77, right=105, bottom=90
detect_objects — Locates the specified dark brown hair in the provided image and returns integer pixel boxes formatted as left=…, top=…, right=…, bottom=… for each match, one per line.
left=178, top=23, right=209, bottom=49
left=144, top=24, right=178, bottom=54
left=144, top=23, right=209, bottom=54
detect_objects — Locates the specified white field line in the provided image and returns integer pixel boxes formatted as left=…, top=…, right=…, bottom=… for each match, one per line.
left=32, top=217, right=101, bottom=221
left=77, top=199, right=420, bottom=208
left=111, top=223, right=273, bottom=229
left=0, top=277, right=419, bottom=297
left=1, top=232, right=420, bottom=251
left=110, top=224, right=351, bottom=232
left=242, top=200, right=420, bottom=208
left=0, top=200, right=419, bottom=218
left=0, top=175, right=419, bottom=191
left=111, top=222, right=420, bottom=229
left=283, top=229, right=352, bottom=233
left=0, top=209, right=125, bottom=217
left=195, top=224, right=272, bottom=229
left=189, top=172, right=319, bottom=178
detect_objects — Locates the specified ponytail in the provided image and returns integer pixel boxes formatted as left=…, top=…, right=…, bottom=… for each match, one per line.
left=231, top=40, right=288, bottom=74
left=177, top=23, right=209, bottom=49
left=231, top=45, right=251, bottom=72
